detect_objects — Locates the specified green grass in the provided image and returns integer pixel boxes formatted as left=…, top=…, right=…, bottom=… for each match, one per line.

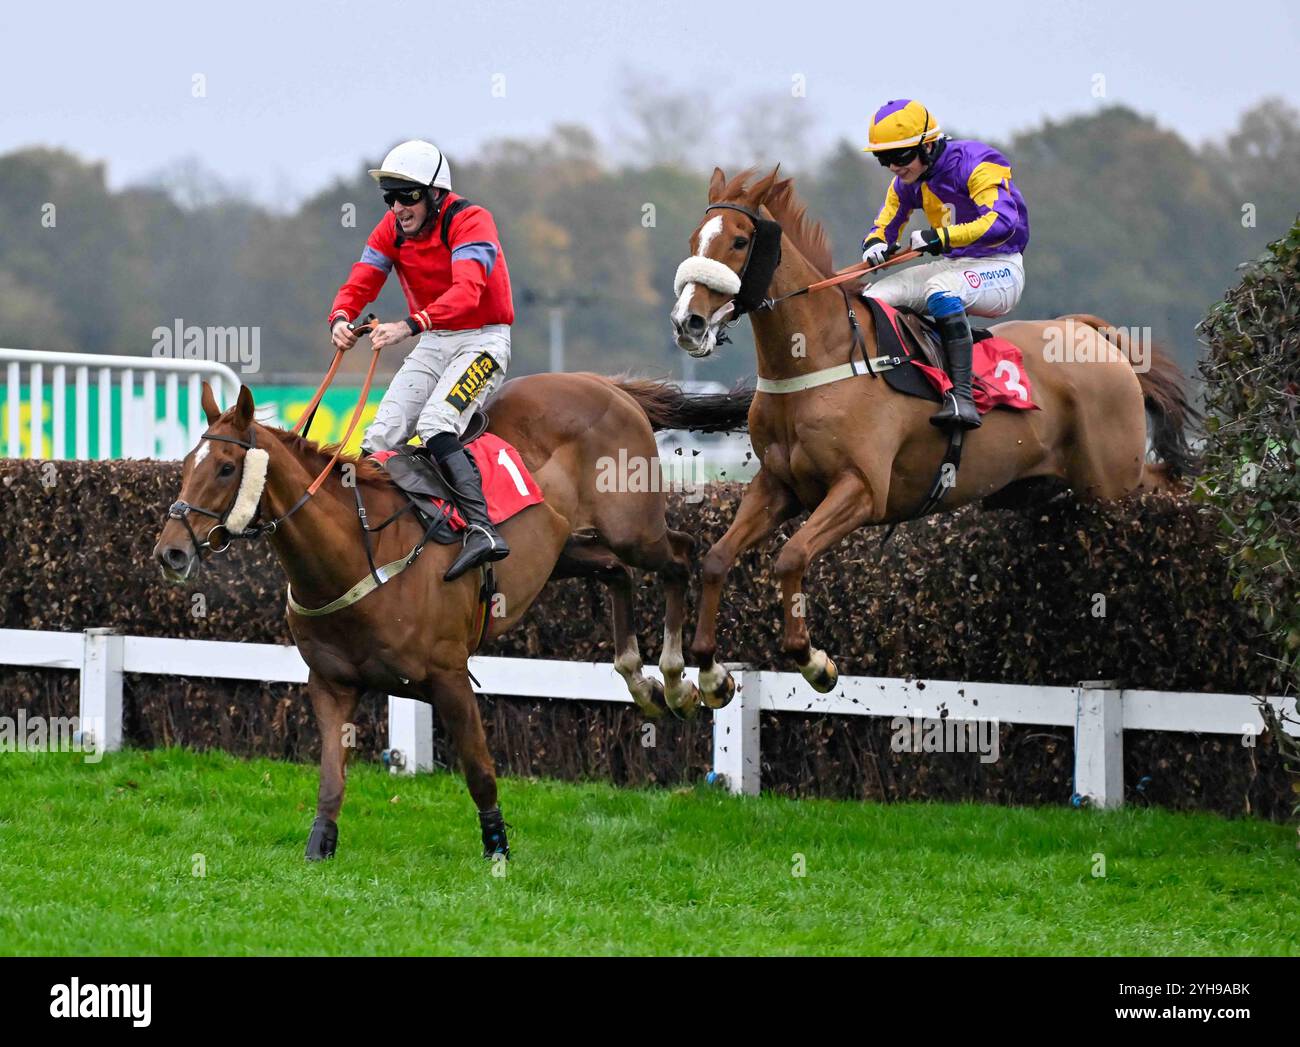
left=0, top=748, right=1295, bottom=956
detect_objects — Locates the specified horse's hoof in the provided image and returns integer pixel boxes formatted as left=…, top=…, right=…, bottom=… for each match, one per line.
left=637, top=678, right=670, bottom=719
left=701, top=671, right=737, bottom=710
left=806, top=655, right=838, bottom=694
left=305, top=816, right=338, bottom=861
left=666, top=681, right=702, bottom=720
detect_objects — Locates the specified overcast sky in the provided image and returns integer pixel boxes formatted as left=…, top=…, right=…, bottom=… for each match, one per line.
left=4, top=0, right=1297, bottom=208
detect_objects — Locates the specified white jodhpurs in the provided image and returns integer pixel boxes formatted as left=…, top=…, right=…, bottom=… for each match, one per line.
left=362, top=325, right=511, bottom=452
left=865, top=252, right=1025, bottom=318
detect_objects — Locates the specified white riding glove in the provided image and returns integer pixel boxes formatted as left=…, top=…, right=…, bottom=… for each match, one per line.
left=862, top=240, right=890, bottom=265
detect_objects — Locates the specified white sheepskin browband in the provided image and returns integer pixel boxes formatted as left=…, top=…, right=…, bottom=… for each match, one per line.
left=225, top=448, right=269, bottom=534
left=674, top=256, right=742, bottom=297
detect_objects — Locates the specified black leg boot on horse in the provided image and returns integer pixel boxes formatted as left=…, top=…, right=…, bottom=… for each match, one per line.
left=479, top=807, right=509, bottom=859
left=929, top=301, right=982, bottom=431
left=426, top=432, right=511, bottom=581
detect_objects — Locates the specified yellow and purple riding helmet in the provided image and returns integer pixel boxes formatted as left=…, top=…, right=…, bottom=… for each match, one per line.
left=862, top=99, right=943, bottom=165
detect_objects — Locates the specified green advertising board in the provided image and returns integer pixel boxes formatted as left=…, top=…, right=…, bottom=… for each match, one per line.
left=2, top=385, right=384, bottom=459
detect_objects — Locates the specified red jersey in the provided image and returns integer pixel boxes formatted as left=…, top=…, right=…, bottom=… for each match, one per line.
left=328, top=192, right=514, bottom=333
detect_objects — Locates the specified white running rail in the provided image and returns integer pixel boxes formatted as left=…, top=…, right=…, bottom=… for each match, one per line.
left=1, top=627, right=1295, bottom=807
left=1, top=348, right=241, bottom=460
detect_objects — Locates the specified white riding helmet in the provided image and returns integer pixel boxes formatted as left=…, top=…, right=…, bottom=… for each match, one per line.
left=368, top=140, right=452, bottom=191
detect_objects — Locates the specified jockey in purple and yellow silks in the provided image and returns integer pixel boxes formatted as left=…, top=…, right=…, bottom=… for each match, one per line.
left=860, top=99, right=1030, bottom=430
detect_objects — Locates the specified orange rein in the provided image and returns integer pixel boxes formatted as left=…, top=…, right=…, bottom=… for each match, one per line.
left=764, top=248, right=922, bottom=309
left=288, top=314, right=383, bottom=495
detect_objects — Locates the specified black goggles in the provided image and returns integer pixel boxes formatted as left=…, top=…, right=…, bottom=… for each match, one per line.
left=382, top=186, right=426, bottom=206
left=875, top=146, right=920, bottom=168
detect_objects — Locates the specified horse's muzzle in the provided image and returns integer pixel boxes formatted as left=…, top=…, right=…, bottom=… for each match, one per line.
left=672, top=313, right=717, bottom=357
left=154, top=541, right=196, bottom=583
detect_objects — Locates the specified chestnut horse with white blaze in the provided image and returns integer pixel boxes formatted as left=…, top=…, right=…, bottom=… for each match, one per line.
left=153, top=373, right=749, bottom=860
left=671, top=167, right=1196, bottom=706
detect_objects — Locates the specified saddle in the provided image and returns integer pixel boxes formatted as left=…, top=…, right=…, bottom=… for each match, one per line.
left=864, top=299, right=995, bottom=404
left=372, top=409, right=490, bottom=545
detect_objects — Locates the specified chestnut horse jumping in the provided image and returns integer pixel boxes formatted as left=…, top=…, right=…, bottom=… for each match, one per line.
left=670, top=167, right=1196, bottom=707
left=153, top=373, right=748, bottom=860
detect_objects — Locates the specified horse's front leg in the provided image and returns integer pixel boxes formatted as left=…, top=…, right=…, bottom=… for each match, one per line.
left=428, top=666, right=508, bottom=859
left=690, top=468, right=798, bottom=707
left=773, top=475, right=876, bottom=693
left=304, top=670, right=362, bottom=860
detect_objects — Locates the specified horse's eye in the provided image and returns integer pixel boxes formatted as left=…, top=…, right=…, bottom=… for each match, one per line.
left=218, top=462, right=236, bottom=478
left=733, top=236, right=749, bottom=249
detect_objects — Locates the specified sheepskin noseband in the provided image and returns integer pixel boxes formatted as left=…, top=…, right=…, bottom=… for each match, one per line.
left=674, top=255, right=742, bottom=297
left=225, top=447, right=269, bottom=534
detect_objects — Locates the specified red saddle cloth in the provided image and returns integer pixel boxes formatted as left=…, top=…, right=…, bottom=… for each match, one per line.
left=370, top=433, right=544, bottom=530
left=912, top=337, right=1039, bottom=414
left=872, top=298, right=1039, bottom=414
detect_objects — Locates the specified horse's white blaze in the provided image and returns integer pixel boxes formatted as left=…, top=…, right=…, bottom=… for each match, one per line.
left=193, top=441, right=209, bottom=465
left=671, top=281, right=696, bottom=324
left=696, top=214, right=723, bottom=257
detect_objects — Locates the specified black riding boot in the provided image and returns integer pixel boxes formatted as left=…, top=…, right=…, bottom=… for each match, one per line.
left=441, top=448, right=510, bottom=581
left=930, top=311, right=982, bottom=430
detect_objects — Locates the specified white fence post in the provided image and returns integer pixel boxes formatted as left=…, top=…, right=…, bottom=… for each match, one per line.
left=386, top=696, right=434, bottom=775
left=711, top=666, right=762, bottom=796
left=1074, top=679, right=1123, bottom=808
left=80, top=628, right=124, bottom=754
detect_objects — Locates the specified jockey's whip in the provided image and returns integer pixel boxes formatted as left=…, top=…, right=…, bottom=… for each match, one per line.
left=762, top=248, right=921, bottom=310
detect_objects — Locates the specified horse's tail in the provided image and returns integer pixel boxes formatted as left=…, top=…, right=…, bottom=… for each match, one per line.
left=1057, top=314, right=1202, bottom=480
left=610, top=376, right=754, bottom=433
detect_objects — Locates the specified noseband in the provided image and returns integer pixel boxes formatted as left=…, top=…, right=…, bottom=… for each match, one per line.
left=683, top=200, right=874, bottom=373
left=166, top=427, right=305, bottom=559
left=701, top=203, right=784, bottom=316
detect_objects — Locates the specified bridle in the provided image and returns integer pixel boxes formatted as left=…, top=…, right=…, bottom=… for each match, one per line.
left=701, top=202, right=920, bottom=314
left=165, top=314, right=383, bottom=563
left=684, top=201, right=964, bottom=544
left=695, top=202, right=873, bottom=365
left=165, top=425, right=307, bottom=559
left=160, top=315, right=497, bottom=643
left=703, top=202, right=784, bottom=318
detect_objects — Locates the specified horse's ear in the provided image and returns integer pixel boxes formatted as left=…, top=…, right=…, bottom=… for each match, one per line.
left=231, top=384, right=254, bottom=429
left=707, top=167, right=727, bottom=203
left=201, top=381, right=221, bottom=425
left=748, top=164, right=783, bottom=207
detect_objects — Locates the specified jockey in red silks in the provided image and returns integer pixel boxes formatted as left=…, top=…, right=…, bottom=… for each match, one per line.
left=860, top=99, right=1030, bottom=430
left=328, top=139, right=514, bottom=580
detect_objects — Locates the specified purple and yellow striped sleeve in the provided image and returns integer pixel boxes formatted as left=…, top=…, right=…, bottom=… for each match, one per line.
left=945, top=161, right=1020, bottom=250
left=867, top=179, right=912, bottom=246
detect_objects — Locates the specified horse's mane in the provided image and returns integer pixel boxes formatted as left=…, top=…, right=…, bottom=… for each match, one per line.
left=719, top=167, right=834, bottom=278
left=264, top=425, right=394, bottom=487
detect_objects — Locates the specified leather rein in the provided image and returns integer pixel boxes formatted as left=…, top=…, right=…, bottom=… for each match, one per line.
left=699, top=205, right=962, bottom=541
left=165, top=314, right=392, bottom=559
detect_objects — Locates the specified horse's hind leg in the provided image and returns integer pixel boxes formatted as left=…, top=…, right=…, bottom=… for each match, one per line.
left=305, top=672, right=362, bottom=861
left=554, top=537, right=670, bottom=718
left=620, top=529, right=702, bottom=715
left=606, top=562, right=673, bottom=718
left=429, top=667, right=509, bottom=859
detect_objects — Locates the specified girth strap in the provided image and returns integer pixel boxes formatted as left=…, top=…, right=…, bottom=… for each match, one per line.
left=880, top=428, right=966, bottom=546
